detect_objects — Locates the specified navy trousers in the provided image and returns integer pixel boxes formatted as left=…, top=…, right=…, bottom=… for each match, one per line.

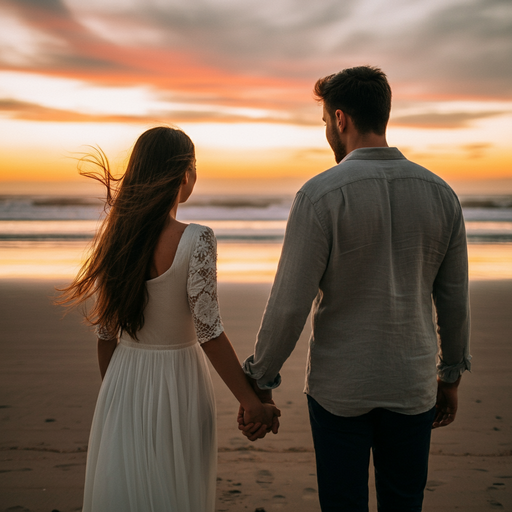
left=307, top=395, right=435, bottom=512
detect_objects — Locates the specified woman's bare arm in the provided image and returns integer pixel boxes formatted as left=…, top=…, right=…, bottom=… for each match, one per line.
left=97, top=337, right=118, bottom=380
left=201, top=331, right=280, bottom=437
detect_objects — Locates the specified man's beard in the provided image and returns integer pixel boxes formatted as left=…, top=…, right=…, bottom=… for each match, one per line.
left=331, top=131, right=347, bottom=164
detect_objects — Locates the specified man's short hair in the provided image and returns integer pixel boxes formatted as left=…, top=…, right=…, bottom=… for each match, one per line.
left=314, top=66, right=391, bottom=136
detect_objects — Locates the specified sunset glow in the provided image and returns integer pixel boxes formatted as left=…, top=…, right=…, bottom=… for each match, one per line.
left=1, top=0, right=511, bottom=193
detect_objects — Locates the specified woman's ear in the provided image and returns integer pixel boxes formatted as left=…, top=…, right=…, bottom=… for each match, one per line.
left=181, top=171, right=189, bottom=185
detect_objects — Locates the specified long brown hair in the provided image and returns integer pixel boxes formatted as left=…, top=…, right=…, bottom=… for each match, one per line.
left=58, top=126, right=195, bottom=339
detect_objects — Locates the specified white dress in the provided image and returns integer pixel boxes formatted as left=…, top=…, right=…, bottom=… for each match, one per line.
left=82, top=224, right=224, bottom=512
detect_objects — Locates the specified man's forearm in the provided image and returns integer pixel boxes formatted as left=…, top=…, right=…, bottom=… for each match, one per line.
left=243, top=190, right=329, bottom=394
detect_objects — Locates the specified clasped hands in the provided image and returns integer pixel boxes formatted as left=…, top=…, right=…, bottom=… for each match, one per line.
left=237, top=378, right=281, bottom=442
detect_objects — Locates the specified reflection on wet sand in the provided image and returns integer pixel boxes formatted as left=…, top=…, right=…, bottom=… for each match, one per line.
left=0, top=241, right=511, bottom=281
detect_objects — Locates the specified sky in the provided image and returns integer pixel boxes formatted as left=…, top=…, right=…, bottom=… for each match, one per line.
left=0, top=0, right=511, bottom=195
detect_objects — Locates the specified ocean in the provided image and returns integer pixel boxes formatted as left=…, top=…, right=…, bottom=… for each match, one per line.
left=1, top=194, right=511, bottom=281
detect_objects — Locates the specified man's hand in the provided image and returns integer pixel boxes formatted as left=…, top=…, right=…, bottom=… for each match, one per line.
left=433, top=376, right=461, bottom=428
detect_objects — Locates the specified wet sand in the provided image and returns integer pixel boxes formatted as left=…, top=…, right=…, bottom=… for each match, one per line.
left=0, top=279, right=511, bottom=511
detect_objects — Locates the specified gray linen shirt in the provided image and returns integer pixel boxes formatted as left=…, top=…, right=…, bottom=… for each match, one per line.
left=243, top=147, right=471, bottom=417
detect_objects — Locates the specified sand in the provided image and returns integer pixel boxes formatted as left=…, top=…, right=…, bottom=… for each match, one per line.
left=0, top=279, right=511, bottom=512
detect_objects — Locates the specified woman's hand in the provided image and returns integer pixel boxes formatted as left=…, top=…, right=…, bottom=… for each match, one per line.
left=237, top=401, right=280, bottom=441
left=200, top=333, right=281, bottom=440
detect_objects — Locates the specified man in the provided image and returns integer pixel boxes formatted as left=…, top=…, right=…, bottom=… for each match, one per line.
left=241, top=66, right=471, bottom=511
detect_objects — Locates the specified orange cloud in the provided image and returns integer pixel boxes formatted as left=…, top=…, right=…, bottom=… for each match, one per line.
left=2, top=0, right=312, bottom=118
left=390, top=111, right=508, bottom=129
left=0, top=98, right=317, bottom=125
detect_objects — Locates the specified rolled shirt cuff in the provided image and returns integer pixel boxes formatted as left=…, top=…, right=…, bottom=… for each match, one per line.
left=242, top=354, right=282, bottom=390
left=437, top=355, right=472, bottom=383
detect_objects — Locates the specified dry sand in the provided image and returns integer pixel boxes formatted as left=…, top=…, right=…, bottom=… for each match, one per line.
left=0, top=279, right=511, bottom=512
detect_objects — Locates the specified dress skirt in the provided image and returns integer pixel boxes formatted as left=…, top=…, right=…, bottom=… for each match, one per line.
left=82, top=339, right=217, bottom=512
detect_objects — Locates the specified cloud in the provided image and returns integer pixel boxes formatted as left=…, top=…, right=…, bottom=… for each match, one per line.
left=1, top=0, right=143, bottom=75
left=0, top=97, right=320, bottom=125
left=0, top=98, right=144, bottom=122
left=115, top=0, right=512, bottom=100
left=380, top=0, right=512, bottom=100
left=1, top=0, right=313, bottom=114
left=5, top=0, right=69, bottom=18
left=460, top=142, right=493, bottom=159
left=390, top=111, right=507, bottom=129
left=0, top=0, right=510, bottom=117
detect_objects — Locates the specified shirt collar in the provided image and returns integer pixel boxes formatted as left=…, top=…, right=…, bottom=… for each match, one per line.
left=340, top=147, right=405, bottom=163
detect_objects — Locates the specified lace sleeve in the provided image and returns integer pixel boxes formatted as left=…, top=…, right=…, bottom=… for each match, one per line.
left=95, top=325, right=117, bottom=341
left=187, top=226, right=224, bottom=344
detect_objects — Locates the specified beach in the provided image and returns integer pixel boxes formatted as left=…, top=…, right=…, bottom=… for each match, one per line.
left=0, top=278, right=510, bottom=512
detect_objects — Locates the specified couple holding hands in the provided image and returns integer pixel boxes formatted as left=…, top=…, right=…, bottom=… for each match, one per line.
left=62, top=66, right=470, bottom=512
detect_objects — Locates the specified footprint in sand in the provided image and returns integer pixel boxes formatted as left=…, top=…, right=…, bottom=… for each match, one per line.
left=425, top=480, right=445, bottom=491
left=256, top=469, right=274, bottom=487
left=229, top=436, right=248, bottom=447
left=54, top=463, right=83, bottom=471
left=272, top=494, right=287, bottom=508
left=302, top=487, right=317, bottom=500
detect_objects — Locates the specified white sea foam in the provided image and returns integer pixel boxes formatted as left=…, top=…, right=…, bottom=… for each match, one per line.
left=1, top=194, right=512, bottom=242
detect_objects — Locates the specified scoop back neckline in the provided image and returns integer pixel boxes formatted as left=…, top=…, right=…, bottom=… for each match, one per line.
left=146, top=223, right=198, bottom=283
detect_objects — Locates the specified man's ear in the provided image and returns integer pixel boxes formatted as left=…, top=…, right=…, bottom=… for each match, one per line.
left=335, top=110, right=347, bottom=133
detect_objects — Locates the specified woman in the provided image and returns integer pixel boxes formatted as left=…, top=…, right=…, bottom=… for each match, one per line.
left=60, top=126, right=279, bottom=511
